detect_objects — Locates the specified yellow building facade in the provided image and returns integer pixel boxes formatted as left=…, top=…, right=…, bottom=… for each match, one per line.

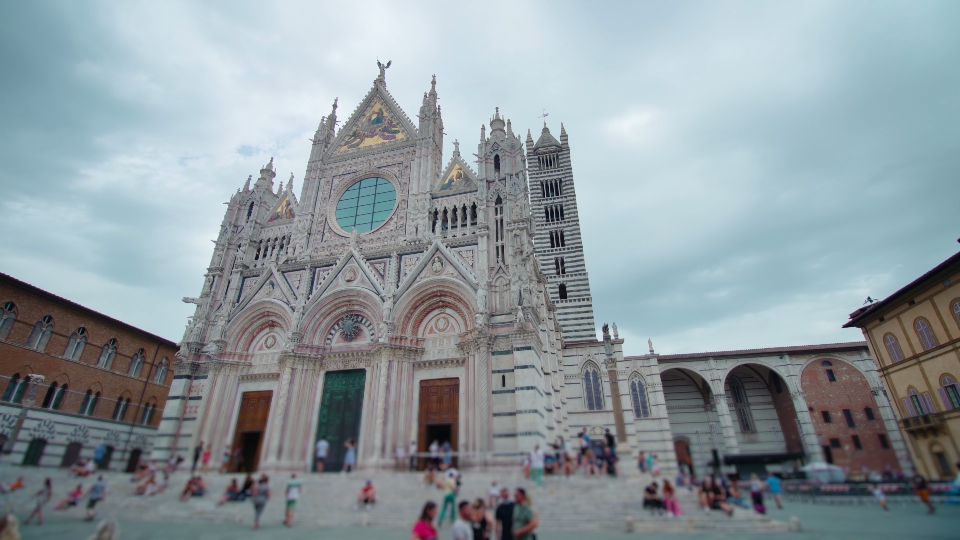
left=845, top=251, right=960, bottom=480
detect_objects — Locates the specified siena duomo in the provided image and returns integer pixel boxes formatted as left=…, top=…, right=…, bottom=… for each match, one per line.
left=159, top=65, right=909, bottom=478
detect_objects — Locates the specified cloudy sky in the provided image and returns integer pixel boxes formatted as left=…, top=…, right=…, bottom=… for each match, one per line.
left=1, top=1, right=958, bottom=355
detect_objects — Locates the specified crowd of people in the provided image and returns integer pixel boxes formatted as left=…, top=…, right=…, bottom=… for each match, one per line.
left=410, top=487, right=538, bottom=540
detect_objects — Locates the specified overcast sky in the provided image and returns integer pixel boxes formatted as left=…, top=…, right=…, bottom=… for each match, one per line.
left=1, top=1, right=958, bottom=355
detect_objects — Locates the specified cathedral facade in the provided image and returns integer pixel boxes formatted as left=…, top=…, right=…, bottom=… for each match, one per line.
left=156, top=67, right=909, bottom=478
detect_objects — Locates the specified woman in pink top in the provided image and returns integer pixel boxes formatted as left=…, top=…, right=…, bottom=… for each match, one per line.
left=410, top=500, right=438, bottom=540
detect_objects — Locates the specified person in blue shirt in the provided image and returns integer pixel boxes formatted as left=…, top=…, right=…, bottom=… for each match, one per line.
left=766, top=475, right=783, bottom=509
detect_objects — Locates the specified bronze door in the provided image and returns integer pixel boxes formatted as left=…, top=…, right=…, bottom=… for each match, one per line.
left=315, top=369, right=366, bottom=472
left=230, top=390, right=273, bottom=472
left=418, top=378, right=459, bottom=470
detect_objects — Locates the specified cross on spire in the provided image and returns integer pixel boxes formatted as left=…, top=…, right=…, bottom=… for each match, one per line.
left=539, top=109, right=549, bottom=127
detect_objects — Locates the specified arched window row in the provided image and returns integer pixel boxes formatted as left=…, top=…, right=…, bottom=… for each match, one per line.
left=938, top=375, right=960, bottom=411
left=583, top=363, right=604, bottom=411
left=252, top=234, right=292, bottom=266
left=914, top=318, right=938, bottom=351
left=63, top=327, right=87, bottom=360
left=554, top=257, right=566, bottom=276
left=154, top=358, right=169, bottom=384
left=537, top=153, right=559, bottom=171
left=97, top=339, right=118, bottom=370
left=26, top=315, right=54, bottom=353
left=430, top=203, right=478, bottom=237
left=0, top=301, right=16, bottom=341
left=2, top=375, right=151, bottom=421
left=630, top=373, right=650, bottom=419
left=548, top=230, right=566, bottom=249
left=540, top=178, right=562, bottom=198
left=544, top=204, right=564, bottom=223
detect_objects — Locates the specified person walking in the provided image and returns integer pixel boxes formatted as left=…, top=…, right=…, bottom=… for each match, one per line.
left=93, top=444, right=107, bottom=470
left=24, top=478, right=52, bottom=525
left=343, top=438, right=357, bottom=473
left=409, top=440, right=418, bottom=471
left=284, top=473, right=301, bottom=526
left=192, top=440, right=204, bottom=473
left=529, top=445, right=545, bottom=487
left=410, top=500, right=438, bottom=540
left=201, top=444, right=212, bottom=472
left=749, top=473, right=766, bottom=514
left=869, top=484, right=889, bottom=512
left=494, top=488, right=514, bottom=540
left=766, top=474, right=783, bottom=509
left=912, top=474, right=935, bottom=514
left=251, top=474, right=270, bottom=530
left=315, top=436, right=330, bottom=473
left=84, top=475, right=107, bottom=521
left=437, top=470, right=458, bottom=526
left=452, top=501, right=472, bottom=540
left=604, top=428, right=616, bottom=455
left=511, top=488, right=538, bottom=540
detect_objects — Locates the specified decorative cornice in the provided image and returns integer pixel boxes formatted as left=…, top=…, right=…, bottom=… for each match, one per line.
left=239, top=372, right=280, bottom=383
left=413, top=358, right=466, bottom=371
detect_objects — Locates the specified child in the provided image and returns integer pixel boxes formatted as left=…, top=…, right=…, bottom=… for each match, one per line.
left=870, top=484, right=889, bottom=512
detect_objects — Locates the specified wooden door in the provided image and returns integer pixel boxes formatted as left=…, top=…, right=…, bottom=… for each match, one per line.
left=315, top=370, right=366, bottom=472
left=230, top=390, right=272, bottom=472
left=418, top=378, right=459, bottom=469
left=61, top=442, right=82, bottom=467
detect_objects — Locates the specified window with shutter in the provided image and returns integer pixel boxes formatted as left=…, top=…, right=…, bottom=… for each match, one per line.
left=902, top=397, right=917, bottom=417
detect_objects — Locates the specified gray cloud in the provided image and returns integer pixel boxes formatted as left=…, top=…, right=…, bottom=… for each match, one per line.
left=0, top=1, right=957, bottom=355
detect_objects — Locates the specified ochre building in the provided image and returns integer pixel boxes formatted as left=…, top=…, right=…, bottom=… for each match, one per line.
left=0, top=272, right=176, bottom=470
left=845, top=250, right=960, bottom=479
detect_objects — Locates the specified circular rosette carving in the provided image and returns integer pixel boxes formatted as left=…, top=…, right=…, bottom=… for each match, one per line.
left=340, top=314, right=363, bottom=341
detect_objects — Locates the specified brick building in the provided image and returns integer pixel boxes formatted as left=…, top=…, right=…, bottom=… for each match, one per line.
left=0, top=272, right=177, bottom=470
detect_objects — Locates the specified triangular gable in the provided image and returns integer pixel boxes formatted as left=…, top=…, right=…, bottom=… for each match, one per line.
left=308, top=248, right=385, bottom=303
left=435, top=156, right=478, bottom=194
left=330, top=84, right=417, bottom=157
left=368, top=258, right=389, bottom=284
left=267, top=194, right=296, bottom=223
left=233, top=266, right=298, bottom=315
left=395, top=240, right=479, bottom=301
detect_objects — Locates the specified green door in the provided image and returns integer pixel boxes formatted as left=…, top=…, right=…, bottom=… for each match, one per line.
left=315, top=369, right=366, bottom=472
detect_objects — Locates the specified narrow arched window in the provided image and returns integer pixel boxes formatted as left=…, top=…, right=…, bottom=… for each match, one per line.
left=729, top=376, right=755, bottom=432
left=63, top=327, right=87, bottom=360
left=915, top=319, right=938, bottom=351
left=98, top=339, right=118, bottom=369
left=247, top=201, right=255, bottom=220
left=79, top=390, right=92, bottom=414
left=41, top=382, right=58, bottom=408
left=0, top=301, right=16, bottom=341
left=583, top=363, right=604, bottom=411
left=884, top=334, right=905, bottom=362
left=140, top=403, right=155, bottom=425
left=26, top=315, right=54, bottom=352
left=2, top=373, right=21, bottom=402
left=128, top=348, right=145, bottom=378
left=494, top=155, right=501, bottom=177
left=940, top=375, right=960, bottom=410
left=154, top=358, right=169, bottom=384
left=87, top=391, right=101, bottom=416
left=51, top=383, right=67, bottom=410
left=558, top=283, right=568, bottom=300
left=952, top=300, right=960, bottom=327
left=629, top=373, right=650, bottom=419
left=494, top=196, right=505, bottom=263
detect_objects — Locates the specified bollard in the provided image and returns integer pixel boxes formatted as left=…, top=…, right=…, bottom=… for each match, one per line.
left=625, top=515, right=635, bottom=532
left=790, top=516, right=802, bottom=532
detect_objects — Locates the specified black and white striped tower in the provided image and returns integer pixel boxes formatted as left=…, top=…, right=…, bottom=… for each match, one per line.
left=526, top=123, right=597, bottom=342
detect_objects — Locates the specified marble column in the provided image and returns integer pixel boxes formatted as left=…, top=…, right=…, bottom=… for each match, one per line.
left=264, top=361, right=292, bottom=467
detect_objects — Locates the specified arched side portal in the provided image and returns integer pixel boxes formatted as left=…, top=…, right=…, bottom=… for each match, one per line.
left=723, top=364, right=802, bottom=456
left=661, top=367, right=723, bottom=475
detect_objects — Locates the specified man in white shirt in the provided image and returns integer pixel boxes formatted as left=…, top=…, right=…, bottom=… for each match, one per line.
left=452, top=500, right=472, bottom=540
left=409, top=440, right=418, bottom=471
left=429, top=440, right=440, bottom=469
left=315, top=437, right=330, bottom=473
left=530, top=445, right=545, bottom=487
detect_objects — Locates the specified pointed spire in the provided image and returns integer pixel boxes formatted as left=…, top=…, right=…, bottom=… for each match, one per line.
left=287, top=173, right=294, bottom=192
left=453, top=139, right=460, bottom=156
left=490, top=107, right=505, bottom=138
left=560, top=122, right=569, bottom=147
left=481, top=124, right=486, bottom=141
left=430, top=74, right=437, bottom=95
left=263, top=157, right=274, bottom=172
left=506, top=119, right=513, bottom=138
left=325, top=98, right=338, bottom=133
left=243, top=175, right=252, bottom=191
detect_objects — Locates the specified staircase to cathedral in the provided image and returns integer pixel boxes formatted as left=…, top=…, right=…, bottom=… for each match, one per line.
left=0, top=465, right=793, bottom=533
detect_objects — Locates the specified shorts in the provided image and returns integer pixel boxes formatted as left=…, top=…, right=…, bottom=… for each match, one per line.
left=286, top=500, right=298, bottom=510
left=87, top=499, right=101, bottom=510
left=316, top=457, right=326, bottom=463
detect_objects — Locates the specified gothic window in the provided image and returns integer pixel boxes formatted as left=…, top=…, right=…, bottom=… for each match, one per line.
left=915, top=318, right=938, bottom=351
left=246, top=201, right=255, bottom=220
left=729, top=376, right=755, bottom=433
left=558, top=283, right=568, bottom=300
left=112, top=395, right=130, bottom=421
left=140, top=402, right=156, bottom=425
left=63, top=328, right=87, bottom=360
left=629, top=373, right=650, bottom=419
left=884, top=334, right=905, bottom=362
left=128, top=348, right=145, bottom=378
left=470, top=203, right=477, bottom=226
left=1, top=373, right=20, bottom=402
left=554, top=257, right=566, bottom=275
left=494, top=197, right=505, bottom=263
left=582, top=363, right=604, bottom=411
left=97, top=339, right=118, bottom=369
left=41, top=382, right=58, bottom=408
left=0, top=301, right=16, bottom=341
left=952, top=300, right=960, bottom=327
left=154, top=358, right=169, bottom=384
left=26, top=315, right=54, bottom=352
left=494, top=155, right=501, bottom=177
left=78, top=390, right=92, bottom=415
left=51, top=383, right=67, bottom=410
